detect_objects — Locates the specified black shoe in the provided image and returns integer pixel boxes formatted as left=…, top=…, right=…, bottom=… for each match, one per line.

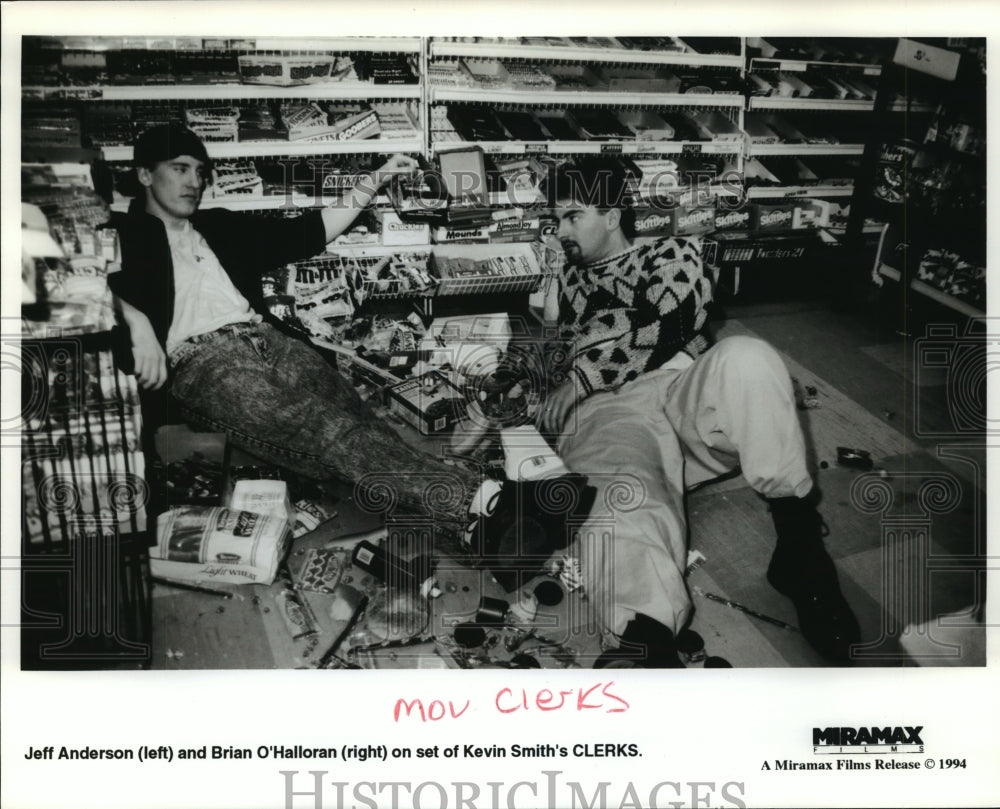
left=766, top=496, right=861, bottom=665
left=594, top=614, right=684, bottom=669
left=471, top=473, right=597, bottom=592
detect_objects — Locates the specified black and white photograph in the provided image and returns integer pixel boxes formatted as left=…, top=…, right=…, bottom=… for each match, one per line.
left=2, top=2, right=997, bottom=808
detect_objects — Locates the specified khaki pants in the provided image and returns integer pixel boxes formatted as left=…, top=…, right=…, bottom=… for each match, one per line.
left=557, top=336, right=813, bottom=638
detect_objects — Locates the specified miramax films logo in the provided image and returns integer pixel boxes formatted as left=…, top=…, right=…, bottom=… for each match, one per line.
left=813, top=726, right=925, bottom=754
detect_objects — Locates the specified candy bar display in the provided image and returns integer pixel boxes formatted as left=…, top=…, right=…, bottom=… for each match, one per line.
left=353, top=53, right=419, bottom=85
left=280, top=102, right=381, bottom=143
left=184, top=105, right=240, bottom=143
left=370, top=102, right=420, bottom=140
left=83, top=102, right=134, bottom=147
left=21, top=346, right=147, bottom=544
left=22, top=175, right=120, bottom=336
left=617, top=110, right=676, bottom=141
left=237, top=53, right=354, bottom=87
left=432, top=244, right=541, bottom=297
left=236, top=102, right=285, bottom=141
left=22, top=107, right=82, bottom=149
left=915, top=248, right=985, bottom=310
left=207, top=159, right=264, bottom=198
left=350, top=252, right=437, bottom=302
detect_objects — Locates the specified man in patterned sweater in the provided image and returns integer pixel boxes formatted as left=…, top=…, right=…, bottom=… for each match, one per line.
left=540, top=159, right=860, bottom=666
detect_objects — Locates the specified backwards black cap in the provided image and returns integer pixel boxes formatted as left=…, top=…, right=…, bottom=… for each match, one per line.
left=134, top=124, right=212, bottom=170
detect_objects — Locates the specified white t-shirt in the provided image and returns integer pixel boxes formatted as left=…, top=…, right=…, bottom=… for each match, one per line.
left=165, top=220, right=260, bottom=355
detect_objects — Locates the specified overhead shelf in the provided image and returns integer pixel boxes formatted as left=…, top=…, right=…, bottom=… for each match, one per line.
left=749, top=57, right=882, bottom=75
left=112, top=192, right=396, bottom=213
left=101, top=137, right=423, bottom=161
left=748, top=96, right=874, bottom=112
left=430, top=87, right=743, bottom=108
left=888, top=99, right=938, bottom=114
left=747, top=184, right=854, bottom=199
left=432, top=139, right=743, bottom=156
left=430, top=41, right=743, bottom=68
left=878, top=263, right=984, bottom=317
left=746, top=143, right=865, bottom=157
left=28, top=36, right=423, bottom=53
left=23, top=83, right=422, bottom=101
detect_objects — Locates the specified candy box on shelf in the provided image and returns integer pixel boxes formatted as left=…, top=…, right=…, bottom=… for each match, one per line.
left=378, top=211, right=432, bottom=246
left=713, top=207, right=752, bottom=232
left=752, top=202, right=797, bottom=231
left=238, top=54, right=343, bottom=87
left=673, top=202, right=717, bottom=236
left=600, top=66, right=681, bottom=93
left=633, top=206, right=675, bottom=238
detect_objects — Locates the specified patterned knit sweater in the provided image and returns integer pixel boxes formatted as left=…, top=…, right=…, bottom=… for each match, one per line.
left=558, top=236, right=713, bottom=397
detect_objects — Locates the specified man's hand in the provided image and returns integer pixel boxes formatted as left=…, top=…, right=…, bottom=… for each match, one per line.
left=118, top=301, right=167, bottom=390
left=542, top=376, right=586, bottom=434
left=373, top=154, right=420, bottom=188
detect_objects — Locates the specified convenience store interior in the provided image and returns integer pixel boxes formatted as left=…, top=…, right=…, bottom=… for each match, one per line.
left=19, top=35, right=987, bottom=670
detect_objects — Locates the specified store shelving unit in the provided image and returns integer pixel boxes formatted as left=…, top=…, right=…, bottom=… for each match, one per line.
left=425, top=36, right=747, bottom=201
left=855, top=38, right=986, bottom=318
left=23, top=35, right=427, bottom=211
left=23, top=35, right=980, bottom=304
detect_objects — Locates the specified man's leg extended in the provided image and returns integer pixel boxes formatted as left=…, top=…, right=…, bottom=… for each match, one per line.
left=662, top=335, right=861, bottom=663
left=558, top=372, right=691, bottom=646
left=169, top=323, right=478, bottom=530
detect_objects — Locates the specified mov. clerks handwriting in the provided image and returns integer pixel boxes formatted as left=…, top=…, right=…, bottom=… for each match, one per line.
left=394, top=682, right=630, bottom=722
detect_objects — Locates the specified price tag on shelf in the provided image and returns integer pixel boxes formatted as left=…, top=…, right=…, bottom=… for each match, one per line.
left=482, top=143, right=505, bottom=154
left=600, top=143, right=623, bottom=154
left=46, top=87, right=104, bottom=100
left=682, top=143, right=703, bottom=155
left=780, top=61, right=808, bottom=72
left=523, top=143, right=548, bottom=156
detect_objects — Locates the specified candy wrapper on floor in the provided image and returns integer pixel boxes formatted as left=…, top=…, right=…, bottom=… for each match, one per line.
left=151, top=505, right=290, bottom=586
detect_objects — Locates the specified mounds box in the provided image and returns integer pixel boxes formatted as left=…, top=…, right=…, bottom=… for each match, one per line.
left=388, top=371, right=467, bottom=435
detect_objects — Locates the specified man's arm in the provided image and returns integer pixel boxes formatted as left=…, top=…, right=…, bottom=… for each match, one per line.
left=319, top=154, right=418, bottom=243
left=116, top=296, right=168, bottom=391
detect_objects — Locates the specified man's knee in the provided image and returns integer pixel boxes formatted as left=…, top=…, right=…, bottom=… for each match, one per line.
left=713, top=336, right=788, bottom=382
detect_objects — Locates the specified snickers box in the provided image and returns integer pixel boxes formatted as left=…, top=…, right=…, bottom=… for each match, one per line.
left=672, top=203, right=717, bottom=236
left=753, top=202, right=797, bottom=231
left=388, top=371, right=467, bottom=435
left=713, top=207, right=752, bottom=232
